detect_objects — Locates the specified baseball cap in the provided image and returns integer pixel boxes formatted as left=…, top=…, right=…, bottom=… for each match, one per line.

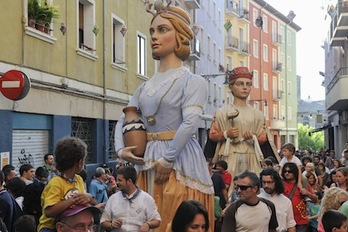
left=56, top=205, right=101, bottom=222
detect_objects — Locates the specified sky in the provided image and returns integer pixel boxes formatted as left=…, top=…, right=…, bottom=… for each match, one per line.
left=265, top=0, right=328, bottom=101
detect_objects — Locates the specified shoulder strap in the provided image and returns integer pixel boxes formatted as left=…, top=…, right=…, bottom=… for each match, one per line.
left=287, top=183, right=298, bottom=200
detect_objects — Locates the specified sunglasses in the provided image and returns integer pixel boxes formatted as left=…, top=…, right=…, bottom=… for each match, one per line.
left=236, top=185, right=252, bottom=191
left=284, top=170, right=293, bottom=174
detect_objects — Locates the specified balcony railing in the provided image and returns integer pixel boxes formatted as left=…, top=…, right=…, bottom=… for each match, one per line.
left=239, top=41, right=250, bottom=55
left=329, top=0, right=348, bottom=46
left=272, top=63, right=282, bottom=72
left=226, top=0, right=249, bottom=22
left=225, top=36, right=239, bottom=51
left=326, top=66, right=348, bottom=110
left=272, top=33, right=282, bottom=45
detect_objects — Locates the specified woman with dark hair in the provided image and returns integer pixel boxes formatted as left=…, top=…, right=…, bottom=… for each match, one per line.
left=317, top=163, right=329, bottom=189
left=333, top=167, right=348, bottom=191
left=114, top=1, right=214, bottom=231
left=171, top=200, right=209, bottom=232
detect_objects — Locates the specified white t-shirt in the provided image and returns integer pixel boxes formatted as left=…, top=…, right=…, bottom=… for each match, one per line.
left=279, top=155, right=302, bottom=167
left=259, top=189, right=296, bottom=232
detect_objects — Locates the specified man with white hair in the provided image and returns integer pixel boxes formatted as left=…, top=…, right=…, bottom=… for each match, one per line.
left=89, top=167, right=109, bottom=205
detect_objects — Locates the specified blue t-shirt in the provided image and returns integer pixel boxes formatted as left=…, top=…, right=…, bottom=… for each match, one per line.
left=89, top=179, right=108, bottom=204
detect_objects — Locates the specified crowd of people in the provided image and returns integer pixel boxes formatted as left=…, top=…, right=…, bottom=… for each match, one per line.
left=4, top=1, right=348, bottom=232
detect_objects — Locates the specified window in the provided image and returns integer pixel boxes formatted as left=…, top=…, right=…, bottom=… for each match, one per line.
left=112, top=15, right=126, bottom=67
left=281, top=79, right=285, bottom=93
left=253, top=70, right=259, bottom=88
left=288, top=107, right=292, bottom=120
left=78, top=0, right=96, bottom=53
left=272, top=21, right=277, bottom=42
left=287, top=56, right=292, bottom=71
left=254, top=101, right=259, bottom=110
left=109, top=120, right=117, bottom=160
left=263, top=73, right=268, bottom=90
left=253, top=40, right=258, bottom=58
left=263, top=15, right=268, bottom=32
left=273, top=104, right=278, bottom=119
left=272, top=76, right=278, bottom=99
left=213, top=83, right=217, bottom=103
left=272, top=48, right=277, bottom=69
left=207, top=36, right=211, bottom=59
left=281, top=106, right=285, bottom=119
left=218, top=48, right=221, bottom=65
left=227, top=56, right=232, bottom=70
left=200, top=27, right=205, bottom=54
left=287, top=81, right=291, bottom=95
left=137, top=33, right=146, bottom=76
left=287, top=30, right=291, bottom=46
left=253, top=9, right=258, bottom=27
left=263, top=44, right=268, bottom=62
left=280, top=26, right=284, bottom=44
left=25, top=0, right=58, bottom=43
left=71, top=117, right=94, bottom=163
left=264, top=104, right=269, bottom=120
left=213, top=42, right=217, bottom=63
left=213, top=2, right=216, bottom=24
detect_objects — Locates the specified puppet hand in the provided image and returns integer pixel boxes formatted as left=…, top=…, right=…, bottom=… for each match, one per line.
left=119, top=146, right=145, bottom=165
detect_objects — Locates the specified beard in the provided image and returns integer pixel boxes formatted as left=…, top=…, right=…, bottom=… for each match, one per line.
left=264, top=187, right=275, bottom=195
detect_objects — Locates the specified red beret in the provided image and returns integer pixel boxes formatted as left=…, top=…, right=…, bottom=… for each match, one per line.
left=228, top=67, right=253, bottom=83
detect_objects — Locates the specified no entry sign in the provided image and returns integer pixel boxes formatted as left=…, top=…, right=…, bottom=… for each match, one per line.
left=0, top=70, right=31, bottom=100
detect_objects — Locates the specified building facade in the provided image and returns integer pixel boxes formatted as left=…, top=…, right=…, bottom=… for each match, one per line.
left=324, top=0, right=348, bottom=154
left=0, top=0, right=156, bottom=172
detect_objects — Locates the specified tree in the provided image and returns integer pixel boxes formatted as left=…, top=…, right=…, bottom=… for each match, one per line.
left=297, top=124, right=324, bottom=152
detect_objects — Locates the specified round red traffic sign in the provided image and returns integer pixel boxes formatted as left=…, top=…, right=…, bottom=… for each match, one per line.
left=0, top=70, right=31, bottom=100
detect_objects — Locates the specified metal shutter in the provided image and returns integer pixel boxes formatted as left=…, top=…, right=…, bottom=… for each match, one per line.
left=12, top=130, right=49, bottom=170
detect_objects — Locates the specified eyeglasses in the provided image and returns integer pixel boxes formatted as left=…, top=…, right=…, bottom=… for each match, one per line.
left=236, top=185, right=252, bottom=191
left=284, top=170, right=293, bottom=174
left=262, top=180, right=275, bottom=185
left=60, top=222, right=97, bottom=232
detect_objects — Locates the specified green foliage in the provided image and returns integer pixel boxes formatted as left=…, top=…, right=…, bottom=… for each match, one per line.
left=28, top=0, right=59, bottom=24
left=298, top=123, right=324, bottom=152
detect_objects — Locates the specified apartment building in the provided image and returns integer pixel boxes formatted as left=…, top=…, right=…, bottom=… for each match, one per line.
left=324, top=0, right=348, bottom=154
left=0, top=0, right=156, bottom=169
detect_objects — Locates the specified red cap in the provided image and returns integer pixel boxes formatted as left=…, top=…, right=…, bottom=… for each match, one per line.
left=228, top=67, right=253, bottom=83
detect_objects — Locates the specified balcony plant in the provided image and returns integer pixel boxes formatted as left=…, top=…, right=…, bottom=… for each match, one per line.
left=27, top=0, right=40, bottom=27
left=28, top=0, right=59, bottom=33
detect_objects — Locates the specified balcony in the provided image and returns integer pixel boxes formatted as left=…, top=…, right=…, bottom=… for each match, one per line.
left=272, top=63, right=282, bottom=73
left=272, top=33, right=282, bottom=45
left=238, top=41, right=250, bottom=56
left=225, top=36, right=239, bottom=51
left=326, top=67, right=348, bottom=110
left=185, top=0, right=200, bottom=9
left=270, top=119, right=285, bottom=130
left=272, top=90, right=282, bottom=101
left=226, top=1, right=250, bottom=23
left=329, top=0, right=348, bottom=47
left=188, top=37, right=200, bottom=61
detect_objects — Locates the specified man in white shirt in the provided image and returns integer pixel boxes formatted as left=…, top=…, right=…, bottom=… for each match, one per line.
left=100, top=166, right=161, bottom=232
left=259, top=168, right=296, bottom=232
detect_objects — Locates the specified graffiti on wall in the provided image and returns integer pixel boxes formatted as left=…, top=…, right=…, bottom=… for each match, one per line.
left=17, top=149, right=37, bottom=168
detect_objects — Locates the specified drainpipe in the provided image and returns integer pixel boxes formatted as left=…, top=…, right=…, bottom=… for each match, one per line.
left=102, top=0, right=107, bottom=161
